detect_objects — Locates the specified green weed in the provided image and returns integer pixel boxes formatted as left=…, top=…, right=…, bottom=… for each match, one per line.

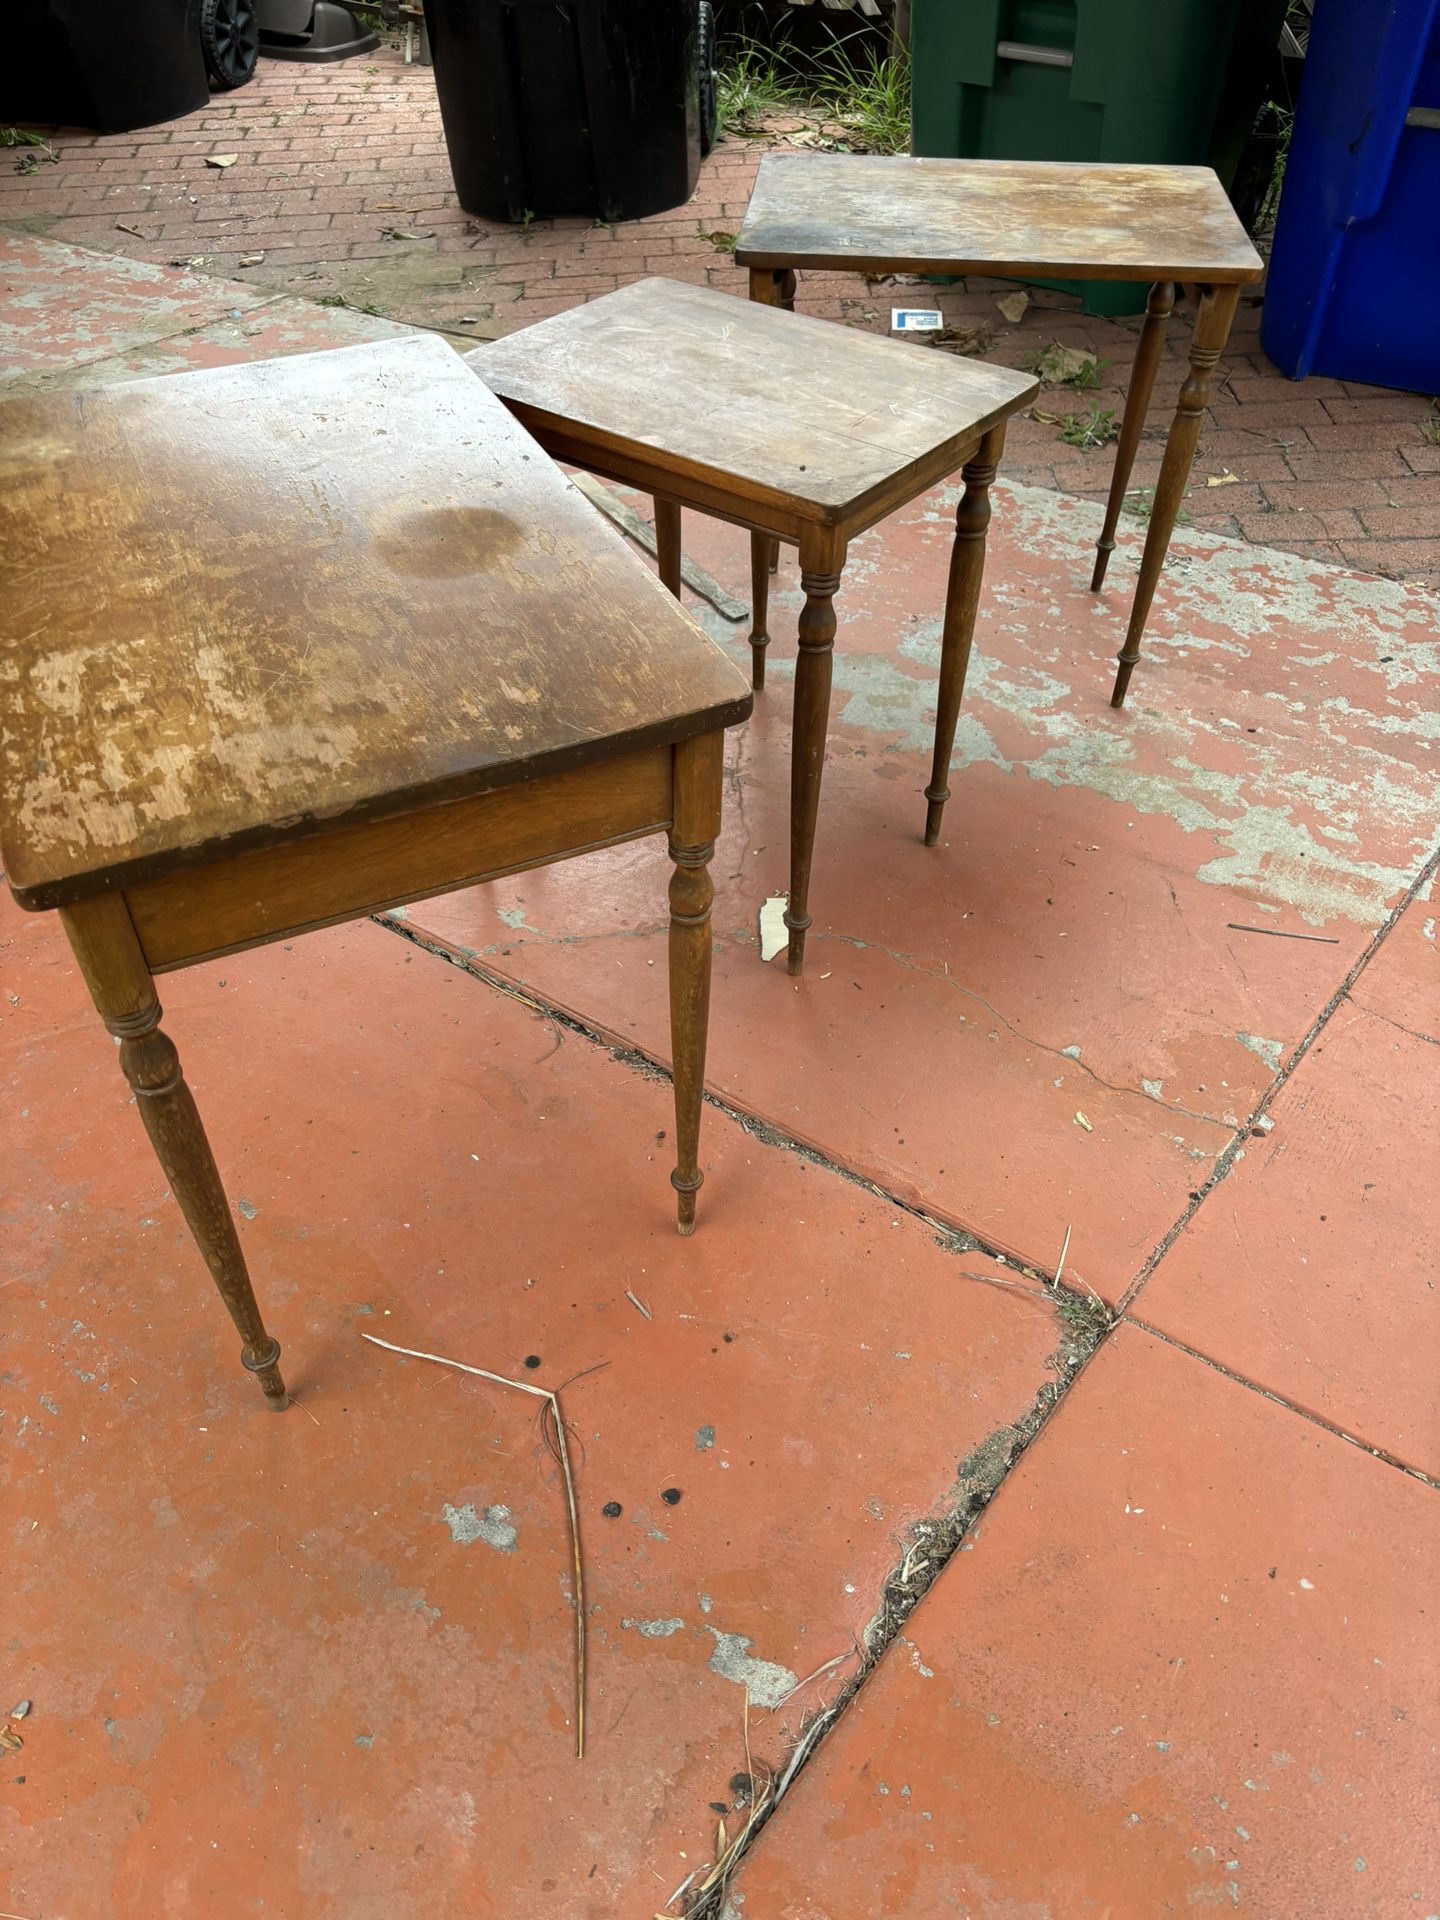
left=1057, top=404, right=1118, bottom=450
left=716, top=28, right=910, bottom=155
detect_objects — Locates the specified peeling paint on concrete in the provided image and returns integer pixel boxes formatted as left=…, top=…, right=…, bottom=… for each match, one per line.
left=695, top=1424, right=716, bottom=1451
left=622, top=1617, right=685, bottom=1638
left=706, top=1630, right=798, bottom=1709
left=441, top=1502, right=517, bottom=1552
left=1237, top=1033, right=1285, bottom=1073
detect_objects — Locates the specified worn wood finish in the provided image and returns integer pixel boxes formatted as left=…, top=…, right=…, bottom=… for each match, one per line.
left=0, top=334, right=750, bottom=911
left=469, top=277, right=1034, bottom=525
left=668, top=731, right=723, bottom=1233
left=3, top=337, right=752, bottom=1405
left=1091, top=280, right=1176, bottom=593
left=470, top=277, right=1036, bottom=974
left=924, top=425, right=1003, bottom=848
left=1111, top=283, right=1241, bottom=708
left=59, top=892, right=289, bottom=1409
left=735, top=154, right=1265, bottom=283
left=736, top=156, right=1259, bottom=701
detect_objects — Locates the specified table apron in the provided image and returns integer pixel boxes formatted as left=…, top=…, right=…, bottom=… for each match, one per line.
left=126, top=746, right=675, bottom=973
left=515, top=416, right=987, bottom=553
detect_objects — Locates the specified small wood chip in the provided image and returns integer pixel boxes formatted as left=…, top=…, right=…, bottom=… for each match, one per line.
left=995, top=290, right=1031, bottom=324
left=624, top=1288, right=652, bottom=1321
left=205, top=152, right=239, bottom=168
left=1074, top=1111, right=1093, bottom=1132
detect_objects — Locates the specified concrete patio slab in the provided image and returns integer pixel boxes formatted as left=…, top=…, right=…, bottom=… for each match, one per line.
left=1348, top=877, right=1438, bottom=1043
left=0, top=229, right=270, bottom=385
left=398, top=485, right=1439, bottom=1297
left=1136, top=988, right=1440, bottom=1476
left=728, top=1323, right=1439, bottom=1918
left=0, top=903, right=1069, bottom=1920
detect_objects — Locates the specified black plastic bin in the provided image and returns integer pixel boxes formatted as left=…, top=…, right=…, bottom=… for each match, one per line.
left=421, top=0, right=704, bottom=224
left=2, top=0, right=258, bottom=132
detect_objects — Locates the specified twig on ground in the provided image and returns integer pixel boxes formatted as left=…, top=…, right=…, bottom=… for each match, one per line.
left=1052, top=1223, right=1072, bottom=1290
left=1227, top=923, right=1341, bottom=944
left=360, top=1330, right=590, bottom=1757
left=625, top=1288, right=653, bottom=1320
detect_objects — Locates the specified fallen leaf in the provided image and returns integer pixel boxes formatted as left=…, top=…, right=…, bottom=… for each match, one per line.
left=170, top=255, right=206, bottom=269
left=114, top=220, right=151, bottom=239
left=995, top=290, right=1030, bottom=324
left=0, top=1728, right=22, bottom=1752
left=929, top=323, right=991, bottom=356
left=238, top=252, right=264, bottom=267
left=381, top=226, right=437, bottom=241
left=205, top=152, right=238, bottom=168
left=1074, top=1111, right=1093, bottom=1132
left=1034, top=342, right=1099, bottom=385
left=1029, top=405, right=1063, bottom=425
left=1206, top=470, right=1241, bottom=487
left=705, top=229, right=737, bottom=253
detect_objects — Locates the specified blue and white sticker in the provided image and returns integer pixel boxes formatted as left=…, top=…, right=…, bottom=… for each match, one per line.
left=891, top=308, right=944, bottom=332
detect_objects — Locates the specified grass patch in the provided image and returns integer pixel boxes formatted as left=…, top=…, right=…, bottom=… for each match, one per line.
left=717, top=28, right=910, bottom=155
left=1057, top=403, right=1118, bottom=450
left=1123, top=487, right=1190, bottom=526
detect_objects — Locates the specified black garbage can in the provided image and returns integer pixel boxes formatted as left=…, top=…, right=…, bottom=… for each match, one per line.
left=3, top=0, right=257, bottom=132
left=422, top=0, right=706, bottom=224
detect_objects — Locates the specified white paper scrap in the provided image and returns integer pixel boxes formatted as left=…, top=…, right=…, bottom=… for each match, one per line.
left=758, top=893, right=790, bottom=963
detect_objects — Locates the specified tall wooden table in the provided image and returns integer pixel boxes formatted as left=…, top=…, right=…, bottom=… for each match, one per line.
left=735, top=153, right=1264, bottom=707
left=469, top=277, right=1035, bottom=974
left=0, top=335, right=751, bottom=1409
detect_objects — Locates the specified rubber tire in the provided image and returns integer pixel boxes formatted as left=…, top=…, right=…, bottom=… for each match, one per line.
left=201, top=0, right=260, bottom=90
left=698, top=1, right=718, bottom=158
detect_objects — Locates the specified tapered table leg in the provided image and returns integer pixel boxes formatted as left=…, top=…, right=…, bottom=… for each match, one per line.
left=1091, top=279, right=1175, bottom=593
left=924, top=424, right=1003, bottom=846
left=1111, top=282, right=1241, bottom=708
left=784, top=533, right=845, bottom=976
left=654, top=495, right=682, bottom=598
left=746, top=267, right=798, bottom=658
left=668, top=731, right=723, bottom=1235
left=59, top=892, right=288, bottom=1409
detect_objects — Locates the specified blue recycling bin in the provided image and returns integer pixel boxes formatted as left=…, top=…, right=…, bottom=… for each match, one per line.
left=1262, top=0, right=1440, bottom=391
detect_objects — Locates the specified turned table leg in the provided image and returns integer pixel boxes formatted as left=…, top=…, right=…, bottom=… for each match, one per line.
left=924, top=424, right=1003, bottom=847
left=1091, top=279, right=1175, bottom=593
left=654, top=495, right=683, bottom=599
left=747, top=268, right=798, bottom=660
left=668, top=731, right=723, bottom=1235
left=1111, top=282, right=1240, bottom=709
left=748, top=531, right=773, bottom=691
left=784, top=533, right=845, bottom=976
left=58, top=892, right=288, bottom=1408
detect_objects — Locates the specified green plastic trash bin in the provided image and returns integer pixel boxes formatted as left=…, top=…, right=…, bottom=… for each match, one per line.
left=911, top=0, right=1284, bottom=314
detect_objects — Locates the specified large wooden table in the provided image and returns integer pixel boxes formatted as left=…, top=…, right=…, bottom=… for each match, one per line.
left=0, top=335, right=751, bottom=1409
left=471, top=276, right=1035, bottom=974
left=735, top=153, right=1265, bottom=706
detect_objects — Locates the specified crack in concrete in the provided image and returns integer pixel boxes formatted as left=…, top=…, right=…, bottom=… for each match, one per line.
left=813, top=930, right=1229, bottom=1129
left=1119, top=841, right=1440, bottom=1317
left=1344, top=997, right=1440, bottom=1052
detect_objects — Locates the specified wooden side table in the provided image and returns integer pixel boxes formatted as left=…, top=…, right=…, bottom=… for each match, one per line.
left=735, top=153, right=1264, bottom=707
left=469, top=277, right=1036, bottom=975
left=0, top=336, right=752, bottom=1409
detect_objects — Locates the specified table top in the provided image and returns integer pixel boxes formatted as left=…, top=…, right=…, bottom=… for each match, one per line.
left=470, top=277, right=1037, bottom=522
left=735, top=154, right=1265, bottom=284
left=0, top=335, right=751, bottom=911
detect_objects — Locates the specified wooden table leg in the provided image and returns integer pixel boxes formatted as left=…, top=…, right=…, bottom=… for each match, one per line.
left=746, top=268, right=799, bottom=651
left=1091, top=280, right=1175, bottom=593
left=58, top=893, right=289, bottom=1409
left=1111, top=282, right=1240, bottom=709
left=654, top=495, right=683, bottom=599
left=924, top=423, right=1003, bottom=847
left=668, top=730, right=723, bottom=1235
left=785, top=531, right=845, bottom=976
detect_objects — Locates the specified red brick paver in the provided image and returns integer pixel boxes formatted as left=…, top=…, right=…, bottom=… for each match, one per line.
left=2, top=45, right=1437, bottom=588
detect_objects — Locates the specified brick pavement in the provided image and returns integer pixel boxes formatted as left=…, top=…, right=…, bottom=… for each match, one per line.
left=3, top=43, right=1437, bottom=586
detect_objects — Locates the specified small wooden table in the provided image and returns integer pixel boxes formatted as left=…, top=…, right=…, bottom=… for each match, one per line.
left=0, top=335, right=751, bottom=1410
left=469, top=277, right=1035, bottom=974
left=735, top=153, right=1265, bottom=707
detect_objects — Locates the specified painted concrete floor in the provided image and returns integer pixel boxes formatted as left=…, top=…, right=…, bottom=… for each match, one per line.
left=2, top=233, right=1437, bottom=1919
